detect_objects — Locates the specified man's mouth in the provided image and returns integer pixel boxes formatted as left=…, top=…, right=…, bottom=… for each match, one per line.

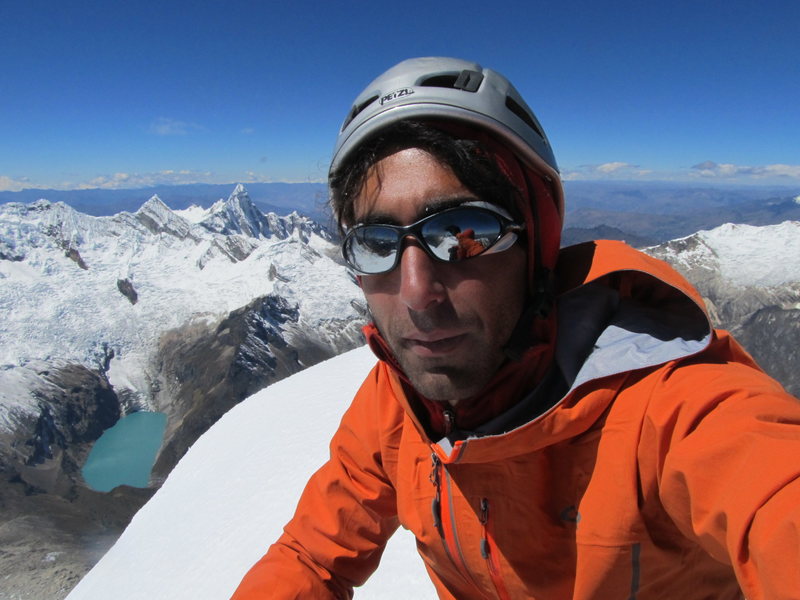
left=403, top=333, right=468, bottom=357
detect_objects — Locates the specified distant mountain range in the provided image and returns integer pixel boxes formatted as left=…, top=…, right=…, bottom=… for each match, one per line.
left=562, top=180, right=800, bottom=244
left=1, top=183, right=366, bottom=479
left=3, top=180, right=799, bottom=245
left=0, top=182, right=332, bottom=223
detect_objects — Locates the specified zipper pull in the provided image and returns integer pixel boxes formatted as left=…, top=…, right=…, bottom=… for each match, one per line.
left=479, top=497, right=489, bottom=523
left=443, top=408, right=455, bottom=436
left=479, top=497, right=511, bottom=597
left=479, top=498, right=490, bottom=559
left=430, top=454, right=444, bottom=537
left=429, top=453, right=441, bottom=487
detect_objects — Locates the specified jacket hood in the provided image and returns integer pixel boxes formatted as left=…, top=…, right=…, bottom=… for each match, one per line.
left=429, top=121, right=562, bottom=288
left=367, top=240, right=713, bottom=465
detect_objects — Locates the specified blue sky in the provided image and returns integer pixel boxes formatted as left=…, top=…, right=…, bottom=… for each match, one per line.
left=1, top=0, right=798, bottom=191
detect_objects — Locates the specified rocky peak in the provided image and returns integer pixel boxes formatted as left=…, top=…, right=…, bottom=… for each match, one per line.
left=199, top=185, right=270, bottom=238
left=135, top=195, right=196, bottom=239
left=197, top=184, right=329, bottom=242
left=263, top=210, right=330, bottom=243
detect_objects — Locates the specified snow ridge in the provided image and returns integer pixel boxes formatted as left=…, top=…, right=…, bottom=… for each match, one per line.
left=647, top=220, right=800, bottom=287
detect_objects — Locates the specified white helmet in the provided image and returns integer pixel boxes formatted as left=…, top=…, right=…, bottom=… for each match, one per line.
left=330, top=56, right=564, bottom=224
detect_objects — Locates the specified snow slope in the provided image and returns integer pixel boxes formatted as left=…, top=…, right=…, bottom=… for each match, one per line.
left=66, top=346, right=436, bottom=599
left=697, top=221, right=800, bottom=287
left=648, top=220, right=800, bottom=288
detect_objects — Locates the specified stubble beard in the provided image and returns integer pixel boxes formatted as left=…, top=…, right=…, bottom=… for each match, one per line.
left=378, top=307, right=505, bottom=404
left=398, top=357, right=498, bottom=404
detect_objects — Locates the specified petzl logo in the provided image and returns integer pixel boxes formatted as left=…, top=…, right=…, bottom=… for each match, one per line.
left=380, top=87, right=415, bottom=105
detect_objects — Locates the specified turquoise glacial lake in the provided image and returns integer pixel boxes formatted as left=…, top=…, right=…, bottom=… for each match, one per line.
left=82, top=411, right=167, bottom=492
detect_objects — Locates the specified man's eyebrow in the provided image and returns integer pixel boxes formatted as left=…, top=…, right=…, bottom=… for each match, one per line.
left=358, top=212, right=401, bottom=226
left=356, top=195, right=480, bottom=226
left=421, top=196, right=479, bottom=215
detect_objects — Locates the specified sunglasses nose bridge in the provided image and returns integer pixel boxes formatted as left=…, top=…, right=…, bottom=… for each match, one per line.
left=396, top=214, right=475, bottom=264
left=396, top=229, right=435, bottom=260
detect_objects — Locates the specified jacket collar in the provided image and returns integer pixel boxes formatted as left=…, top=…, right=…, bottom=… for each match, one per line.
left=367, top=240, right=713, bottom=462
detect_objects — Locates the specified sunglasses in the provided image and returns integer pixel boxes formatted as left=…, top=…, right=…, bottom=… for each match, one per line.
left=342, top=202, right=524, bottom=275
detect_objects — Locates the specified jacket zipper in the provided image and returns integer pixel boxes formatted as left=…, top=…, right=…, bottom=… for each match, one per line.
left=479, top=497, right=511, bottom=600
left=429, top=409, right=510, bottom=598
left=430, top=453, right=484, bottom=595
left=430, top=454, right=444, bottom=538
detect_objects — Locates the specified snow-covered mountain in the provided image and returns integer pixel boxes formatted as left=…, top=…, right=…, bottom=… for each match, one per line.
left=65, top=346, right=436, bottom=600
left=644, top=220, right=800, bottom=395
left=0, top=183, right=363, bottom=427
left=646, top=220, right=800, bottom=288
left=0, top=185, right=368, bottom=598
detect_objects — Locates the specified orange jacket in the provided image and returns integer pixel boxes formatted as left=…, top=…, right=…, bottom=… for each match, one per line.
left=232, top=241, right=800, bottom=599
left=455, top=229, right=486, bottom=259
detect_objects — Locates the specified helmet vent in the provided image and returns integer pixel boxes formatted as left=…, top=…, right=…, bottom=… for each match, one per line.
left=341, top=95, right=379, bottom=132
left=419, top=74, right=460, bottom=88
left=505, top=96, right=545, bottom=140
left=419, top=70, right=483, bottom=92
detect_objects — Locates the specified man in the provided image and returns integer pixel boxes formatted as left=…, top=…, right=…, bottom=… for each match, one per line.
left=232, top=57, right=800, bottom=599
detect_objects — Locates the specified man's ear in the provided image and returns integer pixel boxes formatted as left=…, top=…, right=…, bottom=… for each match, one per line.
left=356, top=274, right=363, bottom=287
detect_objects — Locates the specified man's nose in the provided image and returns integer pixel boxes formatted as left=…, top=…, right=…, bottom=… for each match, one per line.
left=397, top=242, right=446, bottom=311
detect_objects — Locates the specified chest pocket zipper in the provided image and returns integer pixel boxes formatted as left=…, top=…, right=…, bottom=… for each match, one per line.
left=430, top=454, right=513, bottom=598
left=480, top=497, right=512, bottom=600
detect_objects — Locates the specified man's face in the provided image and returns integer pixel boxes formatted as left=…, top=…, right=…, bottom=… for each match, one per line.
left=354, top=148, right=527, bottom=404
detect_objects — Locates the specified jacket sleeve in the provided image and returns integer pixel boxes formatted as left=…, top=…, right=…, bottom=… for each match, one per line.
left=230, top=366, right=401, bottom=599
left=642, top=331, right=800, bottom=600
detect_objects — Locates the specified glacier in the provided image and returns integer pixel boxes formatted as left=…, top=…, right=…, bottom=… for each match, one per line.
left=0, top=184, right=364, bottom=426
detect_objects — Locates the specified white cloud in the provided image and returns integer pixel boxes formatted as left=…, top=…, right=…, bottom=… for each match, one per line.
left=2, top=170, right=321, bottom=192
left=596, top=161, right=633, bottom=173
left=148, top=117, right=203, bottom=136
left=562, top=162, right=653, bottom=181
left=0, top=175, right=34, bottom=192
left=561, top=160, right=800, bottom=183
left=244, top=171, right=270, bottom=182
left=760, top=164, right=800, bottom=178
left=690, top=161, right=743, bottom=177
left=691, top=161, right=800, bottom=180
left=74, top=170, right=216, bottom=189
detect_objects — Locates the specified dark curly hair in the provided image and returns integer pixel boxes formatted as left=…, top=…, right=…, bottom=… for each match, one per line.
left=329, top=121, right=522, bottom=232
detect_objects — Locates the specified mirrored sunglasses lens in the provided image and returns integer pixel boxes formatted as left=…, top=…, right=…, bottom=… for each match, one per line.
left=346, top=226, right=399, bottom=273
left=421, top=210, right=503, bottom=262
